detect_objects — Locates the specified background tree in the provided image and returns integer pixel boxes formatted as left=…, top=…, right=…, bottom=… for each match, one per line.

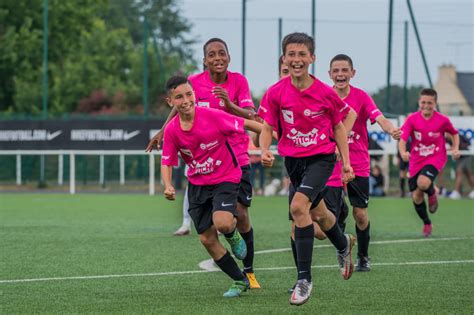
left=371, top=84, right=426, bottom=116
left=0, top=0, right=197, bottom=117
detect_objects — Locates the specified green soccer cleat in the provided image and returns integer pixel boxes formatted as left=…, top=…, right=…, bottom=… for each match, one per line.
left=225, top=231, right=247, bottom=260
left=223, top=280, right=248, bottom=298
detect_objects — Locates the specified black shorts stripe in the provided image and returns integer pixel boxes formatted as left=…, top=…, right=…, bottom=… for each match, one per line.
left=225, top=140, right=238, bottom=168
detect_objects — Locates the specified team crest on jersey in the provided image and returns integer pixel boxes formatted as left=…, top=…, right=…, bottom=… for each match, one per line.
left=414, top=131, right=422, bottom=141
left=428, top=131, right=440, bottom=138
left=180, top=149, right=193, bottom=158
left=286, top=128, right=320, bottom=147
left=282, top=110, right=294, bottom=124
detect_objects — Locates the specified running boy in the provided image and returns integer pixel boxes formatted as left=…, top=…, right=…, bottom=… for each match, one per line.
left=147, top=38, right=260, bottom=288
left=260, top=33, right=356, bottom=306
left=328, top=54, right=401, bottom=272
left=399, top=88, right=460, bottom=237
left=161, top=75, right=262, bottom=298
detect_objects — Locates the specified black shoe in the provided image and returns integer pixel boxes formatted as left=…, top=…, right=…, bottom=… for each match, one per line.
left=356, top=255, right=371, bottom=272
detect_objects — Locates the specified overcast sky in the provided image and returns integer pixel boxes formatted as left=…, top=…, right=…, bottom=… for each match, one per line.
left=179, top=0, right=473, bottom=96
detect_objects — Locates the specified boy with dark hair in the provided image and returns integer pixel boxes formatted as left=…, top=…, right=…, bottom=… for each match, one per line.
left=147, top=38, right=261, bottom=288
left=328, top=53, right=401, bottom=272
left=399, top=88, right=460, bottom=236
left=161, top=75, right=263, bottom=298
left=260, top=33, right=356, bottom=306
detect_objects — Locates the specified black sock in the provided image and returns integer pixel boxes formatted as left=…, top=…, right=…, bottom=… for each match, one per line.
left=294, top=224, right=314, bottom=282
left=414, top=201, right=431, bottom=224
left=400, top=178, right=406, bottom=196
left=356, top=222, right=371, bottom=258
left=290, top=237, right=298, bottom=267
left=241, top=228, right=254, bottom=273
left=425, top=184, right=435, bottom=197
left=223, top=229, right=235, bottom=239
left=324, top=222, right=347, bottom=252
left=214, top=251, right=245, bottom=281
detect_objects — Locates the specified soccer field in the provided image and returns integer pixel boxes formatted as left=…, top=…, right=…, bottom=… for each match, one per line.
left=1, top=194, right=473, bottom=313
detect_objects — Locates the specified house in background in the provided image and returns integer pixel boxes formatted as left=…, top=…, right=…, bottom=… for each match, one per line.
left=434, top=65, right=473, bottom=116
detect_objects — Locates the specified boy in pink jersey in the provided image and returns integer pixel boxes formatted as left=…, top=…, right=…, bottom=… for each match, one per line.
left=329, top=54, right=401, bottom=272
left=399, top=88, right=460, bottom=237
left=147, top=38, right=261, bottom=288
left=260, top=33, right=356, bottom=306
left=161, top=75, right=263, bottom=298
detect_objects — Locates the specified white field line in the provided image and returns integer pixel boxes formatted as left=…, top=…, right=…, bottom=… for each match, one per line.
left=1, top=237, right=473, bottom=284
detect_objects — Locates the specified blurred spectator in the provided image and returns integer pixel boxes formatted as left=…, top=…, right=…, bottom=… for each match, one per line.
left=449, top=134, right=474, bottom=199
left=369, top=165, right=385, bottom=196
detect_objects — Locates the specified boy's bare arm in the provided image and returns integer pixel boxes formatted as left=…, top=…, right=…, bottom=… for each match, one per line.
left=161, top=165, right=175, bottom=200
left=145, top=107, right=178, bottom=152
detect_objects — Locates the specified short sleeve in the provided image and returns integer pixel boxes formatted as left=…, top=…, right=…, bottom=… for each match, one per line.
left=443, top=116, right=458, bottom=135
left=362, top=92, right=383, bottom=124
left=161, top=126, right=179, bottom=167
left=327, top=89, right=348, bottom=126
left=261, top=87, right=280, bottom=128
left=237, top=75, right=255, bottom=109
left=400, top=115, right=413, bottom=142
left=215, top=109, right=246, bottom=136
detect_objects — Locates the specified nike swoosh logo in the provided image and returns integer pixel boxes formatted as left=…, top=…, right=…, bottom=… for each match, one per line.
left=246, top=196, right=252, bottom=200
left=426, top=172, right=433, bottom=176
left=123, top=130, right=140, bottom=140
left=221, top=202, right=233, bottom=207
left=300, top=184, right=313, bottom=189
left=47, top=130, right=62, bottom=141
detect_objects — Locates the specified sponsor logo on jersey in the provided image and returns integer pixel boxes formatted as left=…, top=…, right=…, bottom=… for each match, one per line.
left=286, top=128, right=319, bottom=147
left=200, top=140, right=219, bottom=151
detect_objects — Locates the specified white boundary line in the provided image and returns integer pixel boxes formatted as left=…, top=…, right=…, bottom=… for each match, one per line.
left=198, top=236, right=473, bottom=271
left=1, top=260, right=473, bottom=284
left=1, top=237, right=472, bottom=284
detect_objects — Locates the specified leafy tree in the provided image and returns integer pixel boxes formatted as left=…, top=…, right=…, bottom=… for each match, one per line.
left=371, top=84, right=426, bottom=116
left=0, top=0, right=196, bottom=117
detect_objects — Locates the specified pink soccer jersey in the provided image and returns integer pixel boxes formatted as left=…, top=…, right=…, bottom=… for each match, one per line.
left=189, top=70, right=254, bottom=167
left=262, top=76, right=348, bottom=157
left=162, top=107, right=245, bottom=186
left=401, top=111, right=458, bottom=176
left=343, top=85, right=383, bottom=177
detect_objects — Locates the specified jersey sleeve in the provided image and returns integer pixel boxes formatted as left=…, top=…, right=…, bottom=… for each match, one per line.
left=215, top=109, right=246, bottom=136
left=237, top=75, right=255, bottom=109
left=161, top=126, right=179, bottom=167
left=256, top=91, right=269, bottom=121
left=261, top=87, right=279, bottom=128
left=363, top=92, right=383, bottom=124
left=327, top=89, right=348, bottom=126
left=400, top=115, right=413, bottom=142
left=443, top=116, right=458, bottom=135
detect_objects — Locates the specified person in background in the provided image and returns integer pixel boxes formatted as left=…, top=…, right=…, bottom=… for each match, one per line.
left=369, top=164, right=385, bottom=197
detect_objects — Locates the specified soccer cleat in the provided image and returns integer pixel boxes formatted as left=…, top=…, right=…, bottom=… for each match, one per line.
left=289, top=279, right=313, bottom=306
left=356, top=255, right=371, bottom=272
left=449, top=190, right=461, bottom=200
left=244, top=271, right=261, bottom=289
left=428, top=194, right=438, bottom=213
left=337, top=234, right=356, bottom=280
left=469, top=190, right=474, bottom=199
left=223, top=280, right=249, bottom=298
left=225, top=231, right=247, bottom=260
left=173, top=225, right=191, bottom=236
left=423, top=223, right=432, bottom=237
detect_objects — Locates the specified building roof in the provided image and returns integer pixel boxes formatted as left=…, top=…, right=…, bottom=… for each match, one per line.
left=457, top=72, right=474, bottom=110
